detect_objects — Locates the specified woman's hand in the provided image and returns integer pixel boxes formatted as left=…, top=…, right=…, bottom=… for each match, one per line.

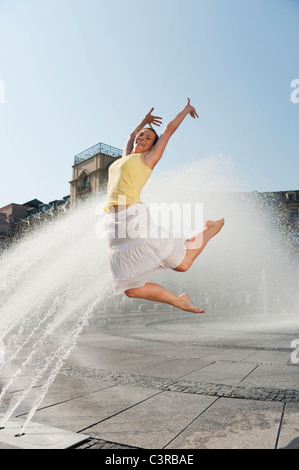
left=143, top=107, right=163, bottom=128
left=184, top=98, right=199, bottom=119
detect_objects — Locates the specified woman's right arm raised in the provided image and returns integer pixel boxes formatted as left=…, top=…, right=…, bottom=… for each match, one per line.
left=122, top=108, right=162, bottom=157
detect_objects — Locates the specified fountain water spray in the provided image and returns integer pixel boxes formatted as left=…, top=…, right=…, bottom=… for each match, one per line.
left=145, top=157, right=299, bottom=319
left=0, top=194, right=109, bottom=432
left=0, top=155, right=298, bottom=438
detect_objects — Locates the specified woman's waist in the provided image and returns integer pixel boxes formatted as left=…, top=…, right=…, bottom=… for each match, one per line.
left=105, top=203, right=138, bottom=213
left=104, top=201, right=149, bottom=216
left=105, top=190, right=143, bottom=210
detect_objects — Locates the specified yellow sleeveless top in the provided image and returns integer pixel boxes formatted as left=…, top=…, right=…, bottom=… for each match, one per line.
left=105, top=153, right=152, bottom=210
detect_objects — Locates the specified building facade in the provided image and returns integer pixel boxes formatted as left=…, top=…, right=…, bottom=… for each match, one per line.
left=260, top=190, right=299, bottom=243
left=0, top=141, right=121, bottom=250
left=69, top=142, right=122, bottom=206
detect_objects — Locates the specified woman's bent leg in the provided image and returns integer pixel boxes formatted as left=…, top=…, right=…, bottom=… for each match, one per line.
left=122, top=219, right=224, bottom=313
left=125, top=282, right=204, bottom=314
left=174, top=218, right=224, bottom=272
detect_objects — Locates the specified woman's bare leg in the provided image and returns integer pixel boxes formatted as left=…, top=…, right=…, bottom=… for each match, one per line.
left=125, top=282, right=205, bottom=314
left=124, top=218, right=224, bottom=313
left=174, top=218, right=224, bottom=272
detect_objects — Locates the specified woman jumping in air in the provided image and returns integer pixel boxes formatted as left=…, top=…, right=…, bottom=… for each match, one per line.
left=105, top=98, right=224, bottom=313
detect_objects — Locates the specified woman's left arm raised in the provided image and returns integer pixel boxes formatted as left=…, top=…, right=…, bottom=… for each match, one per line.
left=143, top=98, right=199, bottom=169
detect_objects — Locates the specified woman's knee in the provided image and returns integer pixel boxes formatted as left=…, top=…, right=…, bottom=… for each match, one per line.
left=124, top=288, right=136, bottom=298
left=173, top=261, right=191, bottom=273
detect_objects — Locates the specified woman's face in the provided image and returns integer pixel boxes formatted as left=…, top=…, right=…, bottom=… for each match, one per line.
left=133, top=129, right=156, bottom=153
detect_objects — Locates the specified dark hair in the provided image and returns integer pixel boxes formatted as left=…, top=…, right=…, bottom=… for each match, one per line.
left=143, top=127, right=159, bottom=145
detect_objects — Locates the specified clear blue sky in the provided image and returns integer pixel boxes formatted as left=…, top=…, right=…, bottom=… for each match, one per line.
left=0, top=0, right=298, bottom=208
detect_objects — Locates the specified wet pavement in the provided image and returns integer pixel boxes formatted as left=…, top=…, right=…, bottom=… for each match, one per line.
left=0, top=303, right=299, bottom=450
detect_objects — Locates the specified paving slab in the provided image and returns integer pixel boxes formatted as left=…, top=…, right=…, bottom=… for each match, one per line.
left=0, top=310, right=298, bottom=450
left=0, top=376, right=115, bottom=418
left=277, top=402, right=299, bottom=449
left=199, top=348, right=256, bottom=362
left=182, top=361, right=258, bottom=385
left=32, top=384, right=159, bottom=432
left=69, top=344, right=176, bottom=374
left=242, top=350, right=292, bottom=365
left=165, top=397, right=283, bottom=449
left=88, top=391, right=217, bottom=449
left=134, top=358, right=215, bottom=379
left=241, top=364, right=299, bottom=390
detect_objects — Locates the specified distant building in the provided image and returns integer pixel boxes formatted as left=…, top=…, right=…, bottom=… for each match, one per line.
left=69, top=141, right=122, bottom=206
left=259, top=190, right=299, bottom=244
left=0, top=200, right=43, bottom=235
left=261, top=190, right=299, bottom=219
left=0, top=140, right=121, bottom=249
left=0, top=196, right=70, bottom=252
left=0, top=201, right=37, bottom=222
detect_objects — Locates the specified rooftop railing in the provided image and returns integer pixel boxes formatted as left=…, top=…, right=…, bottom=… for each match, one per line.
left=74, top=142, right=122, bottom=164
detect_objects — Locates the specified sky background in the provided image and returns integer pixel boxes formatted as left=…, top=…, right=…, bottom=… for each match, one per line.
left=0, top=0, right=298, bottom=208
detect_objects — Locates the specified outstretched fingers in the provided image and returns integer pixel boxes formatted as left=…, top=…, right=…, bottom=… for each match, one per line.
left=185, top=98, right=199, bottom=119
left=147, top=108, right=163, bottom=128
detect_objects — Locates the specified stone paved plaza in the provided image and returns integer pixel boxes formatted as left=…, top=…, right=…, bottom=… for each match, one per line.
left=0, top=306, right=298, bottom=449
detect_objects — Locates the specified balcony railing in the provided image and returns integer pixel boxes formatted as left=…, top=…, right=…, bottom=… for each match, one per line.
left=74, top=142, right=122, bottom=164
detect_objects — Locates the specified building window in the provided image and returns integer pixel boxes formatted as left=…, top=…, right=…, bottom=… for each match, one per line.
left=83, top=176, right=89, bottom=190
left=78, top=175, right=90, bottom=192
left=287, top=192, right=296, bottom=201
left=289, top=209, right=298, bottom=219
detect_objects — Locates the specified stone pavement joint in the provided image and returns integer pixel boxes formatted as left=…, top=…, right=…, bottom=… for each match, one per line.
left=75, top=438, right=140, bottom=450
left=61, top=365, right=299, bottom=403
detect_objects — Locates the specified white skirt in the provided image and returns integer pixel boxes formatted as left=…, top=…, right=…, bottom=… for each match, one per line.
left=106, top=203, right=186, bottom=295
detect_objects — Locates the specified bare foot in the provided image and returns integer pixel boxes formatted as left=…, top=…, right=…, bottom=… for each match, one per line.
left=204, top=218, right=225, bottom=238
left=178, top=293, right=205, bottom=314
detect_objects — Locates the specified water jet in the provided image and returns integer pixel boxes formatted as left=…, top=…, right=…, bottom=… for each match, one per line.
left=0, top=156, right=298, bottom=447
